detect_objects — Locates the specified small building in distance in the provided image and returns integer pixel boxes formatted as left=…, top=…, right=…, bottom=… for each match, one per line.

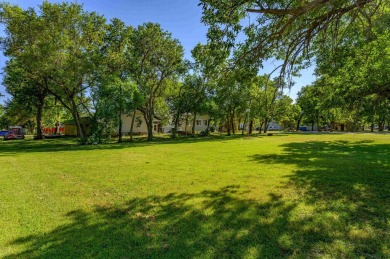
left=120, top=111, right=161, bottom=135
left=63, top=117, right=91, bottom=136
left=162, top=114, right=210, bottom=134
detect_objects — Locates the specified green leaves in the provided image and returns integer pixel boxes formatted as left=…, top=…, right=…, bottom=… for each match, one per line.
left=128, top=22, right=185, bottom=140
left=309, top=4, right=390, bottom=130
left=200, top=0, right=384, bottom=82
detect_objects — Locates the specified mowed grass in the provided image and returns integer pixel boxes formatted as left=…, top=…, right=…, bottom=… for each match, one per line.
left=0, top=133, right=389, bottom=258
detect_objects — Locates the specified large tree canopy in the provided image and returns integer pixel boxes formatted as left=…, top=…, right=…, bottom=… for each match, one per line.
left=200, top=0, right=383, bottom=80
left=1, top=2, right=107, bottom=143
left=1, top=1, right=388, bottom=140
left=128, top=22, right=185, bottom=140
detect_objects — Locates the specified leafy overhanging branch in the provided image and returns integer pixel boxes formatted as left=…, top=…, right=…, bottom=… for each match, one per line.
left=200, top=0, right=380, bottom=84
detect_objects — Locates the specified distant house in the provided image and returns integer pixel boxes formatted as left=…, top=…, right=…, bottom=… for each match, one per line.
left=332, top=123, right=345, bottom=131
left=64, top=117, right=91, bottom=136
left=299, top=124, right=319, bottom=131
left=42, top=125, right=64, bottom=135
left=120, top=111, right=161, bottom=135
left=162, top=114, right=210, bottom=133
left=267, top=121, right=282, bottom=131
left=194, top=115, right=210, bottom=132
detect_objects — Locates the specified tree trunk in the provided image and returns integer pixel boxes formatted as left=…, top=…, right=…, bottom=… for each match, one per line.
left=118, top=84, right=123, bottom=143
left=206, top=118, right=211, bottom=135
left=192, top=111, right=197, bottom=136
left=54, top=122, right=59, bottom=135
left=226, top=114, right=231, bottom=136
left=35, top=101, right=44, bottom=140
left=259, top=120, right=264, bottom=134
left=249, top=120, right=253, bottom=134
left=130, top=110, right=136, bottom=141
left=75, top=111, right=85, bottom=140
left=263, top=118, right=269, bottom=133
left=241, top=114, right=246, bottom=135
left=71, top=99, right=86, bottom=144
left=147, top=108, right=154, bottom=141
left=311, top=122, right=314, bottom=131
left=231, top=110, right=235, bottom=135
left=118, top=113, right=123, bottom=143
left=370, top=123, right=374, bottom=132
left=185, top=113, right=189, bottom=136
left=172, top=109, right=181, bottom=139
left=378, top=121, right=385, bottom=131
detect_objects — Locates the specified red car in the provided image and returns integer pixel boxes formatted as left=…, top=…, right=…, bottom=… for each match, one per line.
left=3, top=126, right=25, bottom=140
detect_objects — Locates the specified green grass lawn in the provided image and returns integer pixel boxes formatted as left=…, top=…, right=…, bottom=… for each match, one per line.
left=0, top=133, right=389, bottom=258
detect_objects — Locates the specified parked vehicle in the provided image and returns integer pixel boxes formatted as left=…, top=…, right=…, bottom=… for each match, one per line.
left=3, top=126, right=25, bottom=140
left=0, top=130, right=9, bottom=137
left=199, top=129, right=209, bottom=136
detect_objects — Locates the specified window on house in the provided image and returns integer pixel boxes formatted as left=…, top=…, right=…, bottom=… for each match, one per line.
left=203, top=120, right=208, bottom=125
left=153, top=124, right=157, bottom=131
left=196, top=120, right=202, bottom=125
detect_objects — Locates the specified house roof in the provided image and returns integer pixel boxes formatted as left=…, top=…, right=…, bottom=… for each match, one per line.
left=63, top=117, right=91, bottom=125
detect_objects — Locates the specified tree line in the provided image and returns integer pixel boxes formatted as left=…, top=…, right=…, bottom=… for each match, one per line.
left=0, top=2, right=302, bottom=143
left=0, top=1, right=388, bottom=144
left=200, top=0, right=389, bottom=131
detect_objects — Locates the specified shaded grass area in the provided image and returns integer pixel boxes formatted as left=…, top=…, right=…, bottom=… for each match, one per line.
left=3, top=187, right=301, bottom=258
left=250, top=140, right=390, bottom=257
left=0, top=134, right=389, bottom=258
left=0, top=134, right=253, bottom=156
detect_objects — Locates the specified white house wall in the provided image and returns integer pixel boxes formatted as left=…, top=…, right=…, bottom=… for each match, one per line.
left=268, top=121, right=282, bottom=130
left=120, top=111, right=159, bottom=134
left=162, top=114, right=210, bottom=133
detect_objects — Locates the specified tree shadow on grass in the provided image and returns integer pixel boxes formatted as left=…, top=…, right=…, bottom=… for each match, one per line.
left=6, top=183, right=389, bottom=258
left=4, top=140, right=389, bottom=258
left=5, top=186, right=301, bottom=258
left=250, top=140, right=390, bottom=257
left=0, top=134, right=264, bottom=156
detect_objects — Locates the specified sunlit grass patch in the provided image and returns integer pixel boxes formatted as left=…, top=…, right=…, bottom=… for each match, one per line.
left=0, top=133, right=389, bottom=258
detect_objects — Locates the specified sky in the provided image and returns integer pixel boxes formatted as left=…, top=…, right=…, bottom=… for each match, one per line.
left=0, top=0, right=315, bottom=104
